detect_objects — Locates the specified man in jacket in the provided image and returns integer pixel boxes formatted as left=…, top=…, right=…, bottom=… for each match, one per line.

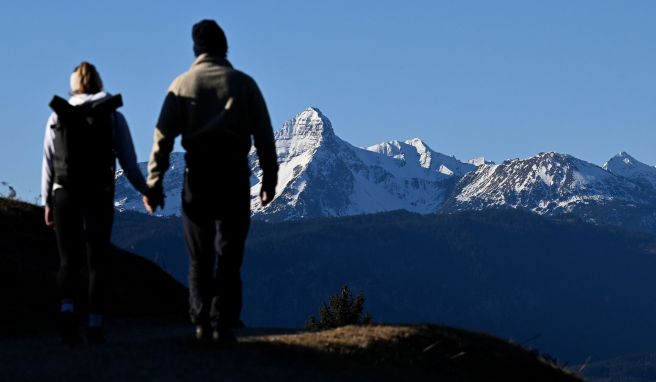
left=144, top=19, right=278, bottom=342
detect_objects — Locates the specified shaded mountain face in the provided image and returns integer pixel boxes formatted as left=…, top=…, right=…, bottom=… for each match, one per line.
left=0, top=197, right=187, bottom=333
left=115, top=107, right=474, bottom=220
left=112, top=207, right=656, bottom=362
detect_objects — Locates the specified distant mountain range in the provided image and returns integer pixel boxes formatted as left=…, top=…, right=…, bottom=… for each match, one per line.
left=442, top=151, right=656, bottom=234
left=115, top=107, right=656, bottom=234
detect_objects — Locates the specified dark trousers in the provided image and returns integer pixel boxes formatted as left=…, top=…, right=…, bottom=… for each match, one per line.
left=182, top=172, right=251, bottom=328
left=53, top=187, right=114, bottom=314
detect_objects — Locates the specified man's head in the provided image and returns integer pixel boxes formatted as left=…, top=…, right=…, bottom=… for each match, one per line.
left=192, top=19, right=228, bottom=58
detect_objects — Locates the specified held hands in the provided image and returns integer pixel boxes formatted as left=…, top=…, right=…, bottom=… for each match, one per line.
left=143, top=186, right=165, bottom=214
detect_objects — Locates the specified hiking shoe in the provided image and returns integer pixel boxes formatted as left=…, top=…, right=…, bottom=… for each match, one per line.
left=195, top=324, right=212, bottom=341
left=212, top=327, right=237, bottom=344
left=87, top=326, right=105, bottom=345
left=60, top=312, right=81, bottom=346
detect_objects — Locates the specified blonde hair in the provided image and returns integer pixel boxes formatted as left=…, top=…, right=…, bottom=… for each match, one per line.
left=70, top=62, right=103, bottom=95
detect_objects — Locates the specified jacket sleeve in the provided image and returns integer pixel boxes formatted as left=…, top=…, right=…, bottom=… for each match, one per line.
left=113, top=112, right=148, bottom=195
left=41, top=113, right=56, bottom=206
left=248, top=78, right=278, bottom=193
left=147, top=91, right=181, bottom=190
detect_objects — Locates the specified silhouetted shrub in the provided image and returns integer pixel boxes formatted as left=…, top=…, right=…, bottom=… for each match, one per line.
left=306, top=284, right=372, bottom=330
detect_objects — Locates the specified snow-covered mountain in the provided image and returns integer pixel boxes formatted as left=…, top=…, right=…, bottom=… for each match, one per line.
left=603, top=151, right=656, bottom=189
left=442, top=152, right=650, bottom=213
left=248, top=108, right=475, bottom=221
left=440, top=152, right=656, bottom=232
left=115, top=107, right=475, bottom=220
left=0, top=181, right=17, bottom=199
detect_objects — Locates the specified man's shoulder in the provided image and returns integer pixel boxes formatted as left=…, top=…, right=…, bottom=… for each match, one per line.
left=167, top=72, right=189, bottom=94
left=230, top=68, right=259, bottom=88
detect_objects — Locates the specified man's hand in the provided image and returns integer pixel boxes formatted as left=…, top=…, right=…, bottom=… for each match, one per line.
left=44, top=205, right=54, bottom=227
left=260, top=187, right=275, bottom=207
left=143, top=195, right=155, bottom=214
left=143, top=186, right=165, bottom=214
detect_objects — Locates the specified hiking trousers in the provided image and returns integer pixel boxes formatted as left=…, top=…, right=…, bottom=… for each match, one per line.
left=181, top=171, right=251, bottom=329
left=53, top=187, right=114, bottom=314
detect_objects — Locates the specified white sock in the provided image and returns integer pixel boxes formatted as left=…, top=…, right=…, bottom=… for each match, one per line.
left=61, top=303, right=74, bottom=313
left=89, top=314, right=103, bottom=327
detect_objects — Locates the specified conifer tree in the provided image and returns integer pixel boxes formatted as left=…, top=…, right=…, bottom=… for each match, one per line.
left=306, top=284, right=372, bottom=330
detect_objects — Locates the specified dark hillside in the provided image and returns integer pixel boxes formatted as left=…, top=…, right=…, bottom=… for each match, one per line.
left=113, top=208, right=656, bottom=362
left=0, top=198, right=187, bottom=334
left=0, top=198, right=587, bottom=381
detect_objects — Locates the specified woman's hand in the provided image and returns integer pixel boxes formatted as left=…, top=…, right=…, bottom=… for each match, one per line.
left=44, top=205, right=54, bottom=227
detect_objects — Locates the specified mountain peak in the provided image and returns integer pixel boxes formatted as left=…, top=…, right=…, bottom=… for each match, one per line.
left=608, top=151, right=636, bottom=163
left=603, top=151, right=656, bottom=188
left=504, top=152, right=573, bottom=166
left=404, top=138, right=431, bottom=152
left=277, top=107, right=335, bottom=142
left=535, top=151, right=567, bottom=159
left=603, top=151, right=641, bottom=170
left=467, top=156, right=493, bottom=166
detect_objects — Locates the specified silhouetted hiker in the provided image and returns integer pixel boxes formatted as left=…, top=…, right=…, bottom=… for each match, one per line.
left=42, top=62, right=148, bottom=345
left=143, top=19, right=278, bottom=343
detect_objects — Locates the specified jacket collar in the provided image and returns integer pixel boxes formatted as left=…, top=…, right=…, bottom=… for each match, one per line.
left=192, top=53, right=233, bottom=69
left=68, top=91, right=109, bottom=106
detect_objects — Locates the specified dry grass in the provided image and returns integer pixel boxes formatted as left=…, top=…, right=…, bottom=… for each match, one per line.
left=253, top=325, right=415, bottom=352
left=246, top=324, right=586, bottom=382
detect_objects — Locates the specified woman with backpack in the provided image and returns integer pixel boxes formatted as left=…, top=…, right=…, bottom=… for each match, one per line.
left=41, top=62, right=148, bottom=345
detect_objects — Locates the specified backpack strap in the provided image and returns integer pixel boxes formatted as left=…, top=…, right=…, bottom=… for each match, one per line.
left=49, top=95, right=76, bottom=117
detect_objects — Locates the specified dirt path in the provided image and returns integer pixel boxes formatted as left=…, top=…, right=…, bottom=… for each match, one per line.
left=0, top=323, right=387, bottom=382
left=0, top=322, right=584, bottom=382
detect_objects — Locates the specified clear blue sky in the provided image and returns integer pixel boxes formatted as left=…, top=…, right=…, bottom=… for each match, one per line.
left=1, top=0, right=655, bottom=200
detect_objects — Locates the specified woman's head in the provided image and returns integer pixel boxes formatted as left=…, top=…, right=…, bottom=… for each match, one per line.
left=70, top=62, right=103, bottom=95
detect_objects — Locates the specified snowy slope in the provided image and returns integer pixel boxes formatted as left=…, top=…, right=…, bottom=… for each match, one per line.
left=442, top=152, right=654, bottom=215
left=365, top=138, right=475, bottom=178
left=603, top=151, right=656, bottom=189
left=248, top=107, right=474, bottom=221
left=114, top=153, right=185, bottom=217
left=467, top=157, right=494, bottom=166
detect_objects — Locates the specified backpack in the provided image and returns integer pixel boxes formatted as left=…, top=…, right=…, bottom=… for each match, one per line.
left=49, top=94, right=123, bottom=190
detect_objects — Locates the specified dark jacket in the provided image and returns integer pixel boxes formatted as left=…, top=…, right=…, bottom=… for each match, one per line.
left=147, top=54, right=278, bottom=203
